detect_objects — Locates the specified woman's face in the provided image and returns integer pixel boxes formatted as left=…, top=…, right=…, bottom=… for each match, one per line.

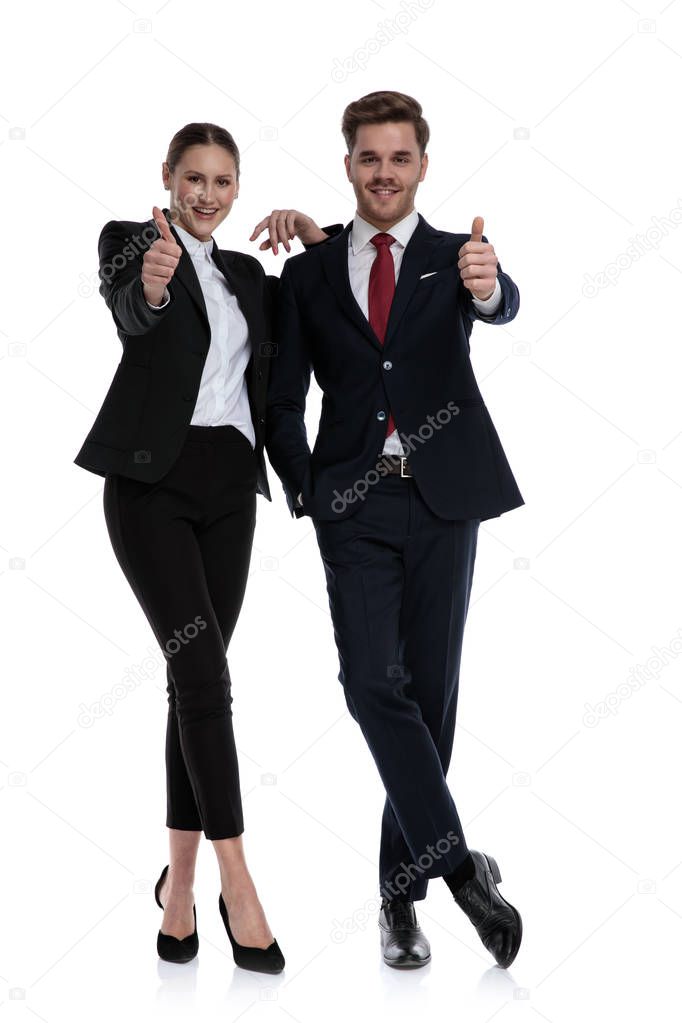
left=163, top=143, right=238, bottom=241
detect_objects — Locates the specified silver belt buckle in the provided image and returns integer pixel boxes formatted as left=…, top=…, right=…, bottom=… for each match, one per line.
left=400, top=456, right=412, bottom=478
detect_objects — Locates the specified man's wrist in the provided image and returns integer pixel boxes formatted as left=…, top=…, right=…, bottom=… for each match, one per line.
left=471, top=277, right=502, bottom=313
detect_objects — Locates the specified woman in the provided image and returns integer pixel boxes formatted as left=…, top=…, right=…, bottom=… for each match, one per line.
left=73, top=122, right=340, bottom=972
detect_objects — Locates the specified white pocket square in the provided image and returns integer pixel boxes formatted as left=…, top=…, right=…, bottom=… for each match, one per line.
left=419, top=271, right=438, bottom=279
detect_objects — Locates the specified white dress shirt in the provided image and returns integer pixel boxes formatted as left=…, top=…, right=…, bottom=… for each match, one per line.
left=146, top=222, right=256, bottom=448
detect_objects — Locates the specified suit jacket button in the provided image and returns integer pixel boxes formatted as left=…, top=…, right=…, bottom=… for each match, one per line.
left=259, top=416, right=265, bottom=425
left=183, top=393, right=193, bottom=402
left=134, top=450, right=151, bottom=463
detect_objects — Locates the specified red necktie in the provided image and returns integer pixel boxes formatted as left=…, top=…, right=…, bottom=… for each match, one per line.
left=368, top=232, right=397, bottom=438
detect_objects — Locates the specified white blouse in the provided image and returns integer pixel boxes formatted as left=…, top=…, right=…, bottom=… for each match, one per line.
left=148, top=221, right=256, bottom=449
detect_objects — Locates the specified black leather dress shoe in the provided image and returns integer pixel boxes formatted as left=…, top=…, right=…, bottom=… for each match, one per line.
left=379, top=898, right=431, bottom=968
left=452, top=850, right=522, bottom=968
left=154, top=864, right=199, bottom=964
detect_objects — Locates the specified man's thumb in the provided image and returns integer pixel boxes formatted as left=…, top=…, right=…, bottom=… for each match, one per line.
left=470, top=215, right=484, bottom=243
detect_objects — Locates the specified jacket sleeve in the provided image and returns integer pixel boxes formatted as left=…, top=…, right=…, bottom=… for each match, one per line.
left=265, top=260, right=313, bottom=517
left=263, top=222, right=343, bottom=311
left=311, top=223, right=344, bottom=245
left=461, top=234, right=520, bottom=326
left=97, top=220, right=175, bottom=337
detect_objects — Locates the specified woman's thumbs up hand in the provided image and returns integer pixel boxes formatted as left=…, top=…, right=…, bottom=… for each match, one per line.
left=141, top=206, right=183, bottom=306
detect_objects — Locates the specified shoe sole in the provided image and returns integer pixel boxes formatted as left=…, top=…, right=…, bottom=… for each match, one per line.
left=383, top=954, right=431, bottom=968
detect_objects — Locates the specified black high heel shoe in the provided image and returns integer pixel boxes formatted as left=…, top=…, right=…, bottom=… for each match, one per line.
left=218, top=892, right=285, bottom=974
left=154, top=864, right=199, bottom=963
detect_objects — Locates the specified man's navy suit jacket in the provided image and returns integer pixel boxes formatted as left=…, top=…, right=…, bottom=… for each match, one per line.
left=265, top=213, right=524, bottom=522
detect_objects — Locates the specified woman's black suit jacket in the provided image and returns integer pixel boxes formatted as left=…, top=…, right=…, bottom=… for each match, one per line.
left=73, top=207, right=341, bottom=500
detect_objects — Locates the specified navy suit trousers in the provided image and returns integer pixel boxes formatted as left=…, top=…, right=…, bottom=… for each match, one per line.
left=312, top=472, right=479, bottom=902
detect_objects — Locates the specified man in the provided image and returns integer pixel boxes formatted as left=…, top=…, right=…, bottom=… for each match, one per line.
left=264, top=91, right=523, bottom=970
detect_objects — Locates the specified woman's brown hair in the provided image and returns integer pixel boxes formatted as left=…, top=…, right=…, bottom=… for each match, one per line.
left=165, top=122, right=240, bottom=179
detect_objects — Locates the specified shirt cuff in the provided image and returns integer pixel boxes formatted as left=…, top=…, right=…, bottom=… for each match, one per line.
left=146, top=286, right=170, bottom=309
left=296, top=492, right=303, bottom=506
left=471, top=277, right=502, bottom=314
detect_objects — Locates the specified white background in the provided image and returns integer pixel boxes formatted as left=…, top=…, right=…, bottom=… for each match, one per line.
left=1, top=0, right=681, bottom=1019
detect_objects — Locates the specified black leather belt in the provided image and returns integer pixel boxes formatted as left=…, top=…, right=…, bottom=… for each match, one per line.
left=381, top=455, right=414, bottom=477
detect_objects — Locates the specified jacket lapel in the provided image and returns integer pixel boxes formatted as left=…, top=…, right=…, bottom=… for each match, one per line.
left=210, top=245, right=262, bottom=338
left=383, top=214, right=442, bottom=348
left=321, top=221, right=380, bottom=350
left=320, top=213, right=443, bottom=352
left=158, top=208, right=211, bottom=349
left=211, top=245, right=262, bottom=397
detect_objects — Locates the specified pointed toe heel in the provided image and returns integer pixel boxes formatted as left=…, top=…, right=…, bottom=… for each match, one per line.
left=154, top=864, right=199, bottom=964
left=218, top=893, right=285, bottom=974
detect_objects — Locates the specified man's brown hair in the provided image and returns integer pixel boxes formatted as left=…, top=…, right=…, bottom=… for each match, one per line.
left=341, top=91, right=430, bottom=156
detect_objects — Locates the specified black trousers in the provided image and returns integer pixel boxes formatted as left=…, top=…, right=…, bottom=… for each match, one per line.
left=103, top=425, right=257, bottom=840
left=312, top=473, right=479, bottom=903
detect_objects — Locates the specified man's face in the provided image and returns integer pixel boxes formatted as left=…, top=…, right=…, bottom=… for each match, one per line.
left=345, top=121, right=427, bottom=229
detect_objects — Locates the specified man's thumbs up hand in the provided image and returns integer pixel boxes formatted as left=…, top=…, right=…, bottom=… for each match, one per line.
left=458, top=215, right=497, bottom=301
left=470, top=215, right=484, bottom=243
